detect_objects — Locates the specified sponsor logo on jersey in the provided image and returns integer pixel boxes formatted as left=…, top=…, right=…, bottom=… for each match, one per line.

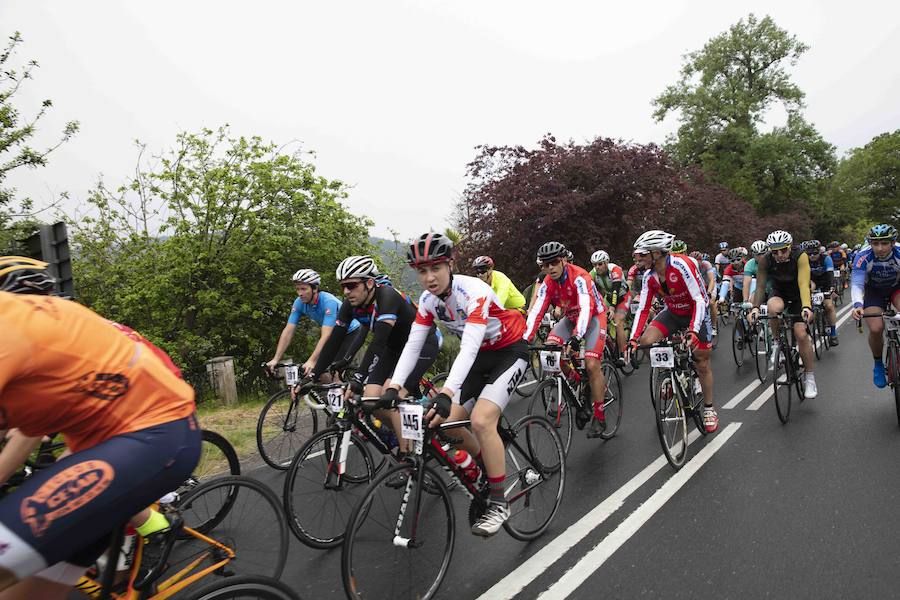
left=70, top=372, right=130, bottom=401
left=21, top=460, right=115, bottom=537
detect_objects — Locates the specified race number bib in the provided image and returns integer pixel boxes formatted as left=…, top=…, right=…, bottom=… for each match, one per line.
left=327, top=388, right=344, bottom=413
left=399, top=404, right=424, bottom=442
left=812, top=292, right=824, bottom=306
left=630, top=301, right=641, bottom=315
left=760, top=305, right=768, bottom=316
left=885, top=317, right=900, bottom=333
left=650, top=347, right=675, bottom=368
left=833, top=270, right=841, bottom=279
left=539, top=351, right=562, bottom=374
left=284, top=365, right=299, bottom=386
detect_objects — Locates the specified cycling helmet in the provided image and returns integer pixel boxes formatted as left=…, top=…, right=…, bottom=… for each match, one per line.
left=633, top=230, right=675, bottom=252
left=827, top=241, right=839, bottom=249
left=806, top=239, right=821, bottom=253
left=728, top=248, right=744, bottom=261
left=472, top=256, right=494, bottom=270
left=750, top=240, right=767, bottom=255
left=719, top=241, right=729, bottom=250
left=374, top=273, right=394, bottom=287
left=291, top=268, right=321, bottom=285
left=867, top=224, right=897, bottom=242
left=566, top=250, right=574, bottom=261
left=591, top=250, right=609, bottom=264
left=671, top=239, right=688, bottom=253
left=766, top=230, right=793, bottom=250
left=0, top=256, right=57, bottom=294
left=336, top=255, right=379, bottom=281
left=689, top=251, right=703, bottom=261
left=536, top=241, right=567, bottom=263
left=840, top=243, right=848, bottom=249
left=701, top=253, right=711, bottom=261
left=407, top=232, right=454, bottom=266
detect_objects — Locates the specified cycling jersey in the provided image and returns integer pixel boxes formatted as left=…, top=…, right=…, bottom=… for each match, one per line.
left=627, top=265, right=646, bottom=294
left=392, top=275, right=526, bottom=399
left=488, top=269, right=526, bottom=310
left=0, top=292, right=196, bottom=453
left=807, top=253, right=835, bottom=289
left=630, top=254, right=708, bottom=339
left=288, top=290, right=360, bottom=332
left=108, top=321, right=182, bottom=379
left=525, top=263, right=606, bottom=342
left=714, top=252, right=730, bottom=276
left=691, top=258, right=715, bottom=286
left=590, top=263, right=627, bottom=304
left=717, top=261, right=746, bottom=303
left=756, top=249, right=812, bottom=312
left=829, top=249, right=848, bottom=268
left=851, top=245, right=900, bottom=307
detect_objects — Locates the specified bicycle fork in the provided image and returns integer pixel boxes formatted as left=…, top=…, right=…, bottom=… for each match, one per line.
left=392, top=457, right=425, bottom=549
left=324, top=427, right=352, bottom=490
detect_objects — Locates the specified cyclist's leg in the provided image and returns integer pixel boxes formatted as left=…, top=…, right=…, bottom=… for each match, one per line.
left=582, top=314, right=608, bottom=410
left=791, top=304, right=814, bottom=374
left=766, top=294, right=787, bottom=339
left=690, top=311, right=715, bottom=406
left=863, top=288, right=888, bottom=358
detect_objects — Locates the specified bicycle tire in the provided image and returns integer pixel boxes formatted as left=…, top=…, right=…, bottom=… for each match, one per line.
left=653, top=369, right=688, bottom=469
left=753, top=322, right=770, bottom=383
left=176, top=476, right=289, bottom=579
left=599, top=361, right=623, bottom=439
left=773, top=344, right=792, bottom=424
left=257, top=388, right=319, bottom=470
left=181, top=574, right=302, bottom=600
left=423, top=372, right=449, bottom=397
left=732, top=318, right=747, bottom=367
left=342, top=461, right=455, bottom=600
left=812, top=311, right=823, bottom=360
left=527, top=378, right=573, bottom=456
left=283, top=427, right=375, bottom=549
left=890, top=343, right=900, bottom=428
left=687, top=369, right=708, bottom=438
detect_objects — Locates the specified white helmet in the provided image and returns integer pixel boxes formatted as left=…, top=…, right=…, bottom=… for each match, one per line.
left=292, top=268, right=321, bottom=285
left=633, top=230, right=675, bottom=252
left=840, top=243, right=848, bottom=249
left=750, top=240, right=767, bottom=255
left=591, top=250, right=610, bottom=264
left=336, top=255, right=379, bottom=281
left=766, top=230, right=793, bottom=250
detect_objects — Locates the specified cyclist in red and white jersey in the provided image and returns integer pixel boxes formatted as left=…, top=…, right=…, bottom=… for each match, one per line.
left=525, top=242, right=609, bottom=438
left=626, top=230, right=719, bottom=433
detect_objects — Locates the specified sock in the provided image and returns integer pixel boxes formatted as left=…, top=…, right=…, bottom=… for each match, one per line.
left=592, top=402, right=605, bottom=421
left=136, top=509, right=169, bottom=538
left=830, top=326, right=836, bottom=335
left=488, top=475, right=506, bottom=504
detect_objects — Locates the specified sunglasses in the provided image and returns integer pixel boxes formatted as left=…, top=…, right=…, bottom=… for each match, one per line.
left=540, top=258, right=562, bottom=269
left=475, top=267, right=490, bottom=274
left=341, top=281, right=363, bottom=291
left=771, top=247, right=791, bottom=256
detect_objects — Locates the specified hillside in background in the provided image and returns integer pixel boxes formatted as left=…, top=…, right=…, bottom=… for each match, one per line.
left=369, top=236, right=422, bottom=296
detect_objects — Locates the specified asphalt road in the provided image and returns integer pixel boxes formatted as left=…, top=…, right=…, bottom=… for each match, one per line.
left=240, top=301, right=900, bottom=599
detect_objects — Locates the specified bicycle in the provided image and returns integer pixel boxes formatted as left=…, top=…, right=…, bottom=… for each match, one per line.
left=760, top=313, right=807, bottom=424
left=731, top=302, right=754, bottom=368
left=340, top=397, right=566, bottom=600
left=642, top=332, right=709, bottom=469
left=810, top=290, right=831, bottom=359
left=75, top=475, right=290, bottom=600
left=515, top=313, right=556, bottom=396
left=750, top=304, right=774, bottom=383
left=256, top=362, right=324, bottom=470
left=526, top=343, right=623, bottom=454
left=861, top=311, right=900, bottom=427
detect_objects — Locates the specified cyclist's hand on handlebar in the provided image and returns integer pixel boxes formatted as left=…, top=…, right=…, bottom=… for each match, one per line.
left=264, top=359, right=279, bottom=375
left=852, top=306, right=863, bottom=321
left=801, top=307, right=813, bottom=324
left=379, top=386, right=400, bottom=409
left=748, top=307, right=760, bottom=325
left=424, top=392, right=453, bottom=426
left=348, top=373, right=365, bottom=397
left=686, top=331, right=700, bottom=350
left=624, top=339, right=639, bottom=362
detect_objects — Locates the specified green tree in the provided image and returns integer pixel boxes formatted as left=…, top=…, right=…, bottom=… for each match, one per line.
left=0, top=31, right=79, bottom=250
left=71, top=127, right=371, bottom=389
left=835, top=130, right=900, bottom=226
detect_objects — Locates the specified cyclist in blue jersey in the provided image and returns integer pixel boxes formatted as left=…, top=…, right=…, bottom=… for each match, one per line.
left=266, top=268, right=363, bottom=380
left=851, top=224, right=900, bottom=388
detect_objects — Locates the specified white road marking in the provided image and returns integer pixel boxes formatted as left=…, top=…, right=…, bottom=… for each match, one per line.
left=722, top=378, right=761, bottom=409
left=746, top=385, right=774, bottom=410
left=536, top=422, right=742, bottom=599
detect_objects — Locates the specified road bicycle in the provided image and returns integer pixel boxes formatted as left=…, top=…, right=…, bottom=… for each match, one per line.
left=340, top=397, right=565, bottom=600
left=861, top=311, right=900, bottom=427
left=760, top=313, right=807, bottom=424
left=730, top=302, right=754, bottom=368
left=515, top=312, right=556, bottom=396
left=810, top=290, right=832, bottom=359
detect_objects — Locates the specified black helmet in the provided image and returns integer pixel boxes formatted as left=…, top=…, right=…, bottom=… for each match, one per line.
left=536, top=241, right=567, bottom=263
left=407, top=232, right=454, bottom=266
left=0, top=256, right=58, bottom=295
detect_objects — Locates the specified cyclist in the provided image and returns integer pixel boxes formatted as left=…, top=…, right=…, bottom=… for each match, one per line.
left=472, top=256, right=526, bottom=312
left=742, top=240, right=768, bottom=302
left=266, top=268, right=363, bottom=380
left=718, top=248, right=747, bottom=307
left=714, top=242, right=730, bottom=278
left=625, top=231, right=718, bottom=433
left=828, top=242, right=849, bottom=289
left=383, top=233, right=528, bottom=537
left=526, top=242, right=609, bottom=438
left=0, top=258, right=199, bottom=599
left=747, top=231, right=817, bottom=399
left=689, top=251, right=719, bottom=336
left=589, top=250, right=629, bottom=358
left=851, top=224, right=900, bottom=388
left=804, top=240, right=839, bottom=345
left=310, top=255, right=440, bottom=436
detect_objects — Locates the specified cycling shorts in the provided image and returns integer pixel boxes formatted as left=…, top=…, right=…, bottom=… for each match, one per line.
left=769, top=287, right=806, bottom=323
left=862, top=285, right=900, bottom=310
left=365, top=326, right=439, bottom=397
left=547, top=313, right=608, bottom=360
left=649, top=309, right=713, bottom=350
left=0, top=415, right=201, bottom=584
left=459, top=340, right=529, bottom=413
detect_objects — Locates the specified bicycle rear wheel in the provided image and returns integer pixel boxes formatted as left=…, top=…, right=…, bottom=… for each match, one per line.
left=812, top=313, right=823, bottom=360
left=653, top=369, right=688, bottom=469
left=257, top=389, right=318, bottom=470
left=732, top=318, right=748, bottom=367
left=182, top=574, right=301, bottom=600
left=753, top=322, right=770, bottom=383
left=503, top=415, right=566, bottom=540
left=342, top=462, right=454, bottom=600
left=599, top=361, right=623, bottom=439
left=773, top=345, right=792, bottom=423
left=527, top=378, right=573, bottom=456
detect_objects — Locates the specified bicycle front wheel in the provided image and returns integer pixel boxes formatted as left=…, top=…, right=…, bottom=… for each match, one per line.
left=342, top=461, right=455, bottom=600
left=753, top=323, right=770, bottom=383
left=889, top=343, right=900, bottom=428
left=732, top=318, right=748, bottom=367
left=257, top=389, right=318, bottom=470
left=773, top=345, right=792, bottom=424
left=599, top=361, right=623, bottom=439
left=527, top=378, right=573, bottom=456
left=182, top=574, right=301, bottom=600
left=653, top=369, right=688, bottom=469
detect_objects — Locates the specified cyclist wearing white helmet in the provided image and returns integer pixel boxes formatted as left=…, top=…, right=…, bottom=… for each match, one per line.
left=747, top=230, right=817, bottom=399
left=589, top=249, right=630, bottom=357
left=266, top=267, right=362, bottom=379
left=626, top=230, right=719, bottom=434
left=714, top=242, right=730, bottom=278
left=741, top=240, right=768, bottom=303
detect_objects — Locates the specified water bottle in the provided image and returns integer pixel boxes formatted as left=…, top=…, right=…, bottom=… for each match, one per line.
left=453, top=450, right=482, bottom=483
left=676, top=371, right=690, bottom=391
left=372, top=418, right=399, bottom=450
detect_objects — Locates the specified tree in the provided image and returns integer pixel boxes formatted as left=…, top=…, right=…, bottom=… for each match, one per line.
left=652, top=14, right=834, bottom=215
left=71, top=127, right=371, bottom=388
left=0, top=31, right=79, bottom=251
left=833, top=130, right=900, bottom=226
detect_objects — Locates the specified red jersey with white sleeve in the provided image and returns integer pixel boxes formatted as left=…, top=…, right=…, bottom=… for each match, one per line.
left=391, top=274, right=526, bottom=398
left=524, top=263, right=606, bottom=342
left=630, top=254, right=709, bottom=340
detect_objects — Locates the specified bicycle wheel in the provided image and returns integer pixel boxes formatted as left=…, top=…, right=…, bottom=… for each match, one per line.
left=527, top=378, right=572, bottom=456
left=174, top=476, right=289, bottom=579
left=503, top=415, right=566, bottom=540
left=599, top=361, right=623, bottom=439
left=653, top=370, right=688, bottom=469
left=342, top=461, right=455, bottom=600
left=821, top=311, right=831, bottom=351
left=257, top=388, right=318, bottom=470
left=773, top=344, right=792, bottom=424
left=516, top=353, right=541, bottom=397
left=182, top=574, right=302, bottom=600
left=811, top=312, right=823, bottom=360
left=732, top=318, right=748, bottom=367
left=283, top=428, right=375, bottom=549
left=889, top=343, right=900, bottom=428
left=423, top=372, right=448, bottom=397
left=753, top=322, right=770, bottom=383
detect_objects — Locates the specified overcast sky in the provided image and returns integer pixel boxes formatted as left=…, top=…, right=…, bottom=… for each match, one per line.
left=2, top=1, right=899, bottom=240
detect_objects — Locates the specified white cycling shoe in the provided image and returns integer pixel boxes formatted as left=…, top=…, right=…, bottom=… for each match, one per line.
left=803, top=372, right=817, bottom=399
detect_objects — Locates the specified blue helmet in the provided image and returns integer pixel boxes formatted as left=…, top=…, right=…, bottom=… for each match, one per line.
left=867, top=224, right=897, bottom=242
left=374, top=273, right=394, bottom=287
left=718, top=242, right=728, bottom=250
